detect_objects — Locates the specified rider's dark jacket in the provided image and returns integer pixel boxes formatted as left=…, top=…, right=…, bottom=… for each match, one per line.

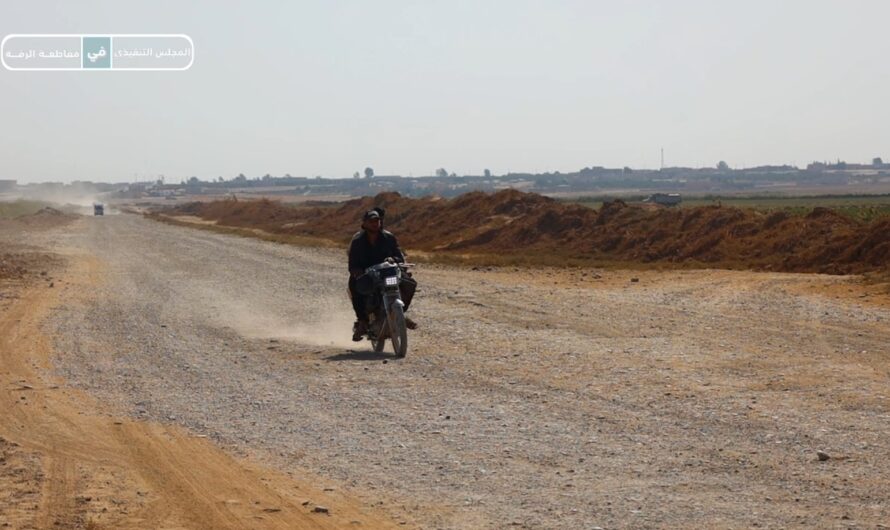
left=347, top=229, right=405, bottom=276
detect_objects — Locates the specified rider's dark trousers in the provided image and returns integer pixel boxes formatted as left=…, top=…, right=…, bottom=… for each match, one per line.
left=347, top=275, right=416, bottom=321
left=348, top=276, right=366, bottom=321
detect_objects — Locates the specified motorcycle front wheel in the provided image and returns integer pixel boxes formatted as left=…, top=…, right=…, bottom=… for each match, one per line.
left=370, top=311, right=387, bottom=353
left=389, top=304, right=408, bottom=358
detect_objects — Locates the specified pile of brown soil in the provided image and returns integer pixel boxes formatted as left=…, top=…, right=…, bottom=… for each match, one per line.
left=0, top=254, right=28, bottom=280
left=162, top=190, right=890, bottom=274
left=0, top=209, right=76, bottom=281
left=1, top=207, right=79, bottom=231
left=0, top=252, right=60, bottom=282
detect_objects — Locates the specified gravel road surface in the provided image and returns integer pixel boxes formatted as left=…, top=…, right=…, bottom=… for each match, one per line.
left=45, top=214, right=890, bottom=528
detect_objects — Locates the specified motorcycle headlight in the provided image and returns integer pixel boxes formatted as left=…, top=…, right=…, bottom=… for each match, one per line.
left=385, top=276, right=399, bottom=286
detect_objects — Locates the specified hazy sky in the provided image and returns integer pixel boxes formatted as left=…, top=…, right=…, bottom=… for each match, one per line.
left=1, top=1, right=888, bottom=183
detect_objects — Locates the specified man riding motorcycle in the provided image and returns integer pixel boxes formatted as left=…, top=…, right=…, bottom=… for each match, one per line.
left=348, top=207, right=417, bottom=341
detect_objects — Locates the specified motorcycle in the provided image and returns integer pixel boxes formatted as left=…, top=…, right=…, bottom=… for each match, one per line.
left=360, top=260, right=414, bottom=357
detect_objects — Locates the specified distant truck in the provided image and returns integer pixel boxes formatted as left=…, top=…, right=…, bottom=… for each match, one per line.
left=93, top=203, right=104, bottom=216
left=644, top=193, right=682, bottom=207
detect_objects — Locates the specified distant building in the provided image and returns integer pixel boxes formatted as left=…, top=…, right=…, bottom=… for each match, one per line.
left=809, top=160, right=877, bottom=171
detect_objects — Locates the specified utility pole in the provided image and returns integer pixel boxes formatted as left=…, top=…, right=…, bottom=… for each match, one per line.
left=660, top=148, right=664, bottom=170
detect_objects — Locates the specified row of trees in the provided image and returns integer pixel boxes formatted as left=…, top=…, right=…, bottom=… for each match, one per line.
left=352, top=167, right=375, bottom=179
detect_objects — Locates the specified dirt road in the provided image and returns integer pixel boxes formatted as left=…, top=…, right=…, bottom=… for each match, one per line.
left=5, top=213, right=890, bottom=528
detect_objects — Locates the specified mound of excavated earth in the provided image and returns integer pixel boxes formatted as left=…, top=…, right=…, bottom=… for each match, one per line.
left=164, top=190, right=890, bottom=274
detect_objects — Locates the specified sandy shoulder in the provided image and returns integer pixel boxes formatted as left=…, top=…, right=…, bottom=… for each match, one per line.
left=0, top=228, right=407, bottom=529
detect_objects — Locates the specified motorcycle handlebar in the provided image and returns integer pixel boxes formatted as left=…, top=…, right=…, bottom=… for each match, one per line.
left=365, top=261, right=415, bottom=274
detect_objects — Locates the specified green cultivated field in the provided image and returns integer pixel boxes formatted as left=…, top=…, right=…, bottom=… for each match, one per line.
left=569, top=194, right=890, bottom=222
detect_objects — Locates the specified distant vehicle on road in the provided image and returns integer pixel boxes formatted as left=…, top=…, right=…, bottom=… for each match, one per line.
left=93, top=203, right=104, bottom=216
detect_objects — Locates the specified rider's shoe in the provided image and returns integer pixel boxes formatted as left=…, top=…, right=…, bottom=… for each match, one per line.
left=352, top=319, right=368, bottom=341
left=405, top=317, right=418, bottom=330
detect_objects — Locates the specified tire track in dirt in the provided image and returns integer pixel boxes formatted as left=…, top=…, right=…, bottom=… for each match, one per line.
left=38, top=455, right=79, bottom=528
